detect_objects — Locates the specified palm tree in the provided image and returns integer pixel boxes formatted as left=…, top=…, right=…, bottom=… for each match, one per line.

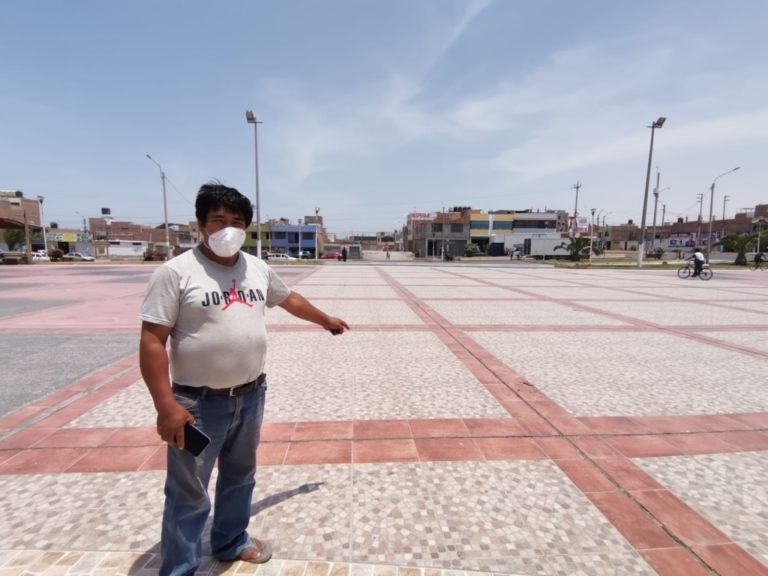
left=554, top=236, right=592, bottom=261
left=714, top=233, right=756, bottom=266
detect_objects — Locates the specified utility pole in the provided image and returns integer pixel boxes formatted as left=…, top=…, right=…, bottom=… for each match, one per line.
left=651, top=169, right=660, bottom=250
left=696, top=192, right=704, bottom=245
left=722, top=195, right=730, bottom=239
left=572, top=181, right=581, bottom=236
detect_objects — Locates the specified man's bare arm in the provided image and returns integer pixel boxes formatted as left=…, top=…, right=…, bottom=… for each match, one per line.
left=139, top=321, right=193, bottom=448
left=278, top=292, right=349, bottom=334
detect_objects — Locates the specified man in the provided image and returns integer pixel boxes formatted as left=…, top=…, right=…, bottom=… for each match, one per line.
left=139, top=183, right=349, bottom=576
left=690, top=248, right=705, bottom=277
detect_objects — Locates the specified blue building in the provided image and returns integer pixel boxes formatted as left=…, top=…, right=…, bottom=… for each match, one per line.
left=269, top=223, right=318, bottom=257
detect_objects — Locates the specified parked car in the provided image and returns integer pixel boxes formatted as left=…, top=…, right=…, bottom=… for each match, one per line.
left=32, top=252, right=51, bottom=262
left=268, top=253, right=297, bottom=261
left=62, top=252, right=95, bottom=262
left=299, top=251, right=313, bottom=259
left=320, top=251, right=342, bottom=260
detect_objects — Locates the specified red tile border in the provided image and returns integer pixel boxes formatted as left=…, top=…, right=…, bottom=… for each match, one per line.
left=353, top=420, right=412, bottom=440
left=352, top=439, right=419, bottom=463
left=570, top=437, right=620, bottom=458
left=640, top=548, right=713, bottom=576
left=586, top=491, right=677, bottom=549
left=291, top=421, right=354, bottom=441
left=631, top=490, right=731, bottom=547
left=473, top=437, right=547, bottom=460
left=105, top=427, right=164, bottom=447
left=35, top=428, right=118, bottom=449
left=534, top=437, right=582, bottom=460
left=65, top=446, right=159, bottom=473
left=139, top=446, right=168, bottom=471
left=594, top=457, right=665, bottom=491
left=409, top=419, right=470, bottom=438
left=715, top=430, right=768, bottom=452
left=662, top=433, right=741, bottom=455
left=414, top=438, right=484, bottom=462
left=0, top=448, right=86, bottom=474
left=0, top=427, right=57, bottom=450
left=284, top=441, right=352, bottom=465
left=463, top=418, right=528, bottom=437
left=261, top=422, right=296, bottom=442
left=604, top=435, right=681, bottom=458
left=555, top=459, right=616, bottom=493
left=257, top=442, right=290, bottom=466
left=692, top=543, right=768, bottom=576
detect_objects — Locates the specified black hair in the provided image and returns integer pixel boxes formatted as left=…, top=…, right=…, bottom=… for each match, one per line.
left=195, top=182, right=253, bottom=227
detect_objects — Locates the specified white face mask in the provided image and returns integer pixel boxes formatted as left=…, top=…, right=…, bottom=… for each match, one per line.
left=206, top=227, right=246, bottom=258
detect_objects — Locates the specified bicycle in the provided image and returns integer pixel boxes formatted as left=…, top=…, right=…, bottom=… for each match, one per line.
left=749, top=259, right=767, bottom=271
left=677, top=262, right=713, bottom=280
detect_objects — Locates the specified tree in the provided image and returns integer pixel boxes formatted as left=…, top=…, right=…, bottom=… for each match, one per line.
left=464, top=241, right=481, bottom=257
left=1, top=229, right=25, bottom=251
left=554, top=236, right=592, bottom=261
left=714, top=233, right=757, bottom=266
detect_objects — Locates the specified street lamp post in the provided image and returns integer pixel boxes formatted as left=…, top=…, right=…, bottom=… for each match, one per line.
left=706, top=167, right=740, bottom=262
left=638, top=117, right=666, bottom=268
left=145, top=154, right=171, bottom=260
left=37, top=196, right=48, bottom=254
left=245, top=110, right=263, bottom=259
left=589, top=208, right=596, bottom=264
left=651, top=185, right=670, bottom=250
left=314, top=207, right=320, bottom=260
left=722, top=194, right=730, bottom=239
left=696, top=192, right=704, bottom=244
left=572, top=181, right=581, bottom=236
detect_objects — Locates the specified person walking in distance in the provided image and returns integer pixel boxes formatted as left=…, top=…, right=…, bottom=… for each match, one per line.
left=341, top=246, right=348, bottom=262
left=139, top=183, right=349, bottom=576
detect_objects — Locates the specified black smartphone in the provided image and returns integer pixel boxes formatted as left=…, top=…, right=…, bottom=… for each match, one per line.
left=183, top=422, right=211, bottom=456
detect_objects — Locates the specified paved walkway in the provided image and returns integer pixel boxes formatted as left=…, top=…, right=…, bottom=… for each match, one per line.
left=1, top=262, right=767, bottom=576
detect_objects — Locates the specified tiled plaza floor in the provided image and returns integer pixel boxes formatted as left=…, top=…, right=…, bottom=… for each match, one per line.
left=0, top=262, right=767, bottom=575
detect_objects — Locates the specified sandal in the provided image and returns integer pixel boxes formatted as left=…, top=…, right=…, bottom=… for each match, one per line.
left=238, top=538, right=272, bottom=564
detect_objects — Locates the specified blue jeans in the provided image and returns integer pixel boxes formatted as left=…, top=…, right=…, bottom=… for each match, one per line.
left=159, top=381, right=267, bottom=576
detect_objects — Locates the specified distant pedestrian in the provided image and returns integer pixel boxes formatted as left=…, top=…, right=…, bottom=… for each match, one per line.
left=341, top=247, right=347, bottom=262
left=386, top=249, right=390, bottom=260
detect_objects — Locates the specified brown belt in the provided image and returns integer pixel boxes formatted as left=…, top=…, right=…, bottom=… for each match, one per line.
left=172, top=373, right=266, bottom=397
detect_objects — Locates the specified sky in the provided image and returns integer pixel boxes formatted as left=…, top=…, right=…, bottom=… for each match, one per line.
left=2, top=1, right=767, bottom=236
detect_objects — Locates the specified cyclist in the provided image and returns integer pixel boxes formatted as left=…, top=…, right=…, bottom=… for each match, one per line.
left=754, top=251, right=766, bottom=268
left=689, top=249, right=705, bottom=277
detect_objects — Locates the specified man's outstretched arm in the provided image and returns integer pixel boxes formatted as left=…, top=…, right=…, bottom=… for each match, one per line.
left=278, top=292, right=349, bottom=335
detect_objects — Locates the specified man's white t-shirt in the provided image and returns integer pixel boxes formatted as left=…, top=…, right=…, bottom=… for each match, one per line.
left=139, top=247, right=291, bottom=389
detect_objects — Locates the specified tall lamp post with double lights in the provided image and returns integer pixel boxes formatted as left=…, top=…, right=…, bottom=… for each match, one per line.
left=706, top=167, right=740, bottom=262
left=36, top=196, right=48, bottom=254
left=145, top=154, right=171, bottom=260
left=245, top=111, right=263, bottom=258
left=637, top=117, right=666, bottom=268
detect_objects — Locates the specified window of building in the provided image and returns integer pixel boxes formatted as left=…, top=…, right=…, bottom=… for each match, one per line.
left=470, top=220, right=489, bottom=230
left=493, top=221, right=513, bottom=230
left=301, top=232, right=314, bottom=240
left=432, top=223, right=443, bottom=233
left=273, top=231, right=286, bottom=240
left=450, top=223, right=464, bottom=233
